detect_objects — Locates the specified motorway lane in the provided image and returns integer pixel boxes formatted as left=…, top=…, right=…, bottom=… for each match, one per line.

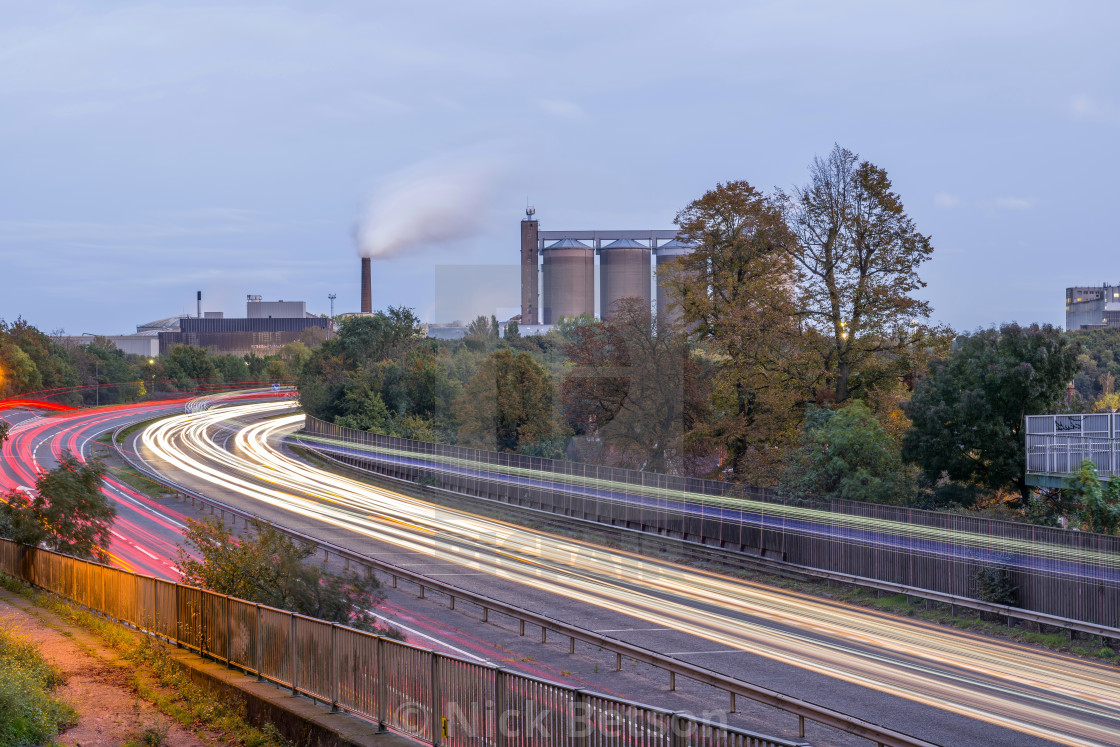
left=0, top=399, right=639, bottom=686
left=134, top=401, right=1120, bottom=747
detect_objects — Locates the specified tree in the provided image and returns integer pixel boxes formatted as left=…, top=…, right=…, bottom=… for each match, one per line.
left=165, top=345, right=218, bottom=389
left=667, top=180, right=806, bottom=483
left=455, top=350, right=553, bottom=452
left=782, top=401, right=911, bottom=504
left=0, top=340, right=42, bottom=398
left=1065, top=460, right=1120, bottom=535
left=902, top=324, right=1081, bottom=505
left=786, top=144, right=937, bottom=404
left=176, top=517, right=396, bottom=634
left=505, top=320, right=521, bottom=340
left=0, top=453, right=115, bottom=561
left=562, top=298, right=706, bottom=473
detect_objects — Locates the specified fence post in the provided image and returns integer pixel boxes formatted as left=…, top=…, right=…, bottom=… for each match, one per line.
left=174, top=584, right=182, bottom=649
left=376, top=637, right=388, bottom=733
left=256, top=605, right=262, bottom=682
left=495, top=668, right=508, bottom=747
left=571, top=688, right=589, bottom=747
left=431, top=653, right=442, bottom=745
left=291, top=615, right=298, bottom=696
left=670, top=712, right=687, bottom=747
left=226, top=596, right=232, bottom=668
left=331, top=623, right=339, bottom=712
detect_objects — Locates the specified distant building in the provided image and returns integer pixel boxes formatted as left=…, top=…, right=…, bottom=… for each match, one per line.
left=1066, top=284, right=1120, bottom=330
left=158, top=297, right=328, bottom=356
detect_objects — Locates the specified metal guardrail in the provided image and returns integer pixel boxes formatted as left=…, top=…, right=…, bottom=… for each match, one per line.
left=0, top=538, right=803, bottom=747
left=109, top=420, right=940, bottom=747
left=306, top=434, right=1120, bottom=644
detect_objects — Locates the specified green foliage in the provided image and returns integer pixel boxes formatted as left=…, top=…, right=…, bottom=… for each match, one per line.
left=165, top=345, right=218, bottom=389
left=505, top=320, right=521, bottom=340
left=0, top=340, right=42, bottom=398
left=0, top=627, right=76, bottom=747
left=0, top=453, right=115, bottom=561
left=972, top=565, right=1018, bottom=606
left=902, top=323, right=1081, bottom=505
left=783, top=401, right=911, bottom=503
left=1064, top=459, right=1120, bottom=534
left=455, top=349, right=554, bottom=453
left=176, top=517, right=395, bottom=634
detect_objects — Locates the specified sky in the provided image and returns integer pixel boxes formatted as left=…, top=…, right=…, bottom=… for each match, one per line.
left=1, top=1, right=1117, bottom=334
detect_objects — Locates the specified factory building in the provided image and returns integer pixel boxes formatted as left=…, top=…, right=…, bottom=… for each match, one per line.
left=157, top=296, right=329, bottom=356
left=519, top=209, right=690, bottom=325
left=1066, top=284, right=1120, bottom=330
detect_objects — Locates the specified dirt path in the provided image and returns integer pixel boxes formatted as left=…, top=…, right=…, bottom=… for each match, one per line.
left=0, top=587, right=206, bottom=747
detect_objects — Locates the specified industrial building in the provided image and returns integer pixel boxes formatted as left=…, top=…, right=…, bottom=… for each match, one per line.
left=1066, top=284, right=1120, bottom=330
left=518, top=209, right=693, bottom=325
left=157, top=296, right=329, bottom=356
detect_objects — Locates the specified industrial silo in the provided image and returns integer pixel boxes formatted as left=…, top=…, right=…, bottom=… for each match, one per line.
left=599, top=238, right=651, bottom=320
left=542, top=238, right=594, bottom=324
left=655, top=239, right=695, bottom=326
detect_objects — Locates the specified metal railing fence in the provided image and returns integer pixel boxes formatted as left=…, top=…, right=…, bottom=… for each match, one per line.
left=0, top=537, right=806, bottom=747
left=1026, top=413, right=1120, bottom=478
left=302, top=417, right=1120, bottom=629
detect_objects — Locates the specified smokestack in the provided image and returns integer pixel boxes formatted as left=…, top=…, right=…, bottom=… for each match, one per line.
left=361, top=258, right=372, bottom=314
left=197, top=290, right=202, bottom=319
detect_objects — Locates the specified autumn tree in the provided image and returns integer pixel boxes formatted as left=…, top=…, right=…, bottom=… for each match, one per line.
left=666, top=181, right=806, bottom=482
left=562, top=298, right=707, bottom=473
left=177, top=517, right=396, bottom=634
left=786, top=144, right=938, bottom=404
left=455, top=349, right=553, bottom=453
left=0, top=453, right=115, bottom=561
left=902, top=324, right=1080, bottom=505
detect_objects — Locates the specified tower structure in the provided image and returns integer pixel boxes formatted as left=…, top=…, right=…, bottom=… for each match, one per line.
left=520, top=207, right=539, bottom=324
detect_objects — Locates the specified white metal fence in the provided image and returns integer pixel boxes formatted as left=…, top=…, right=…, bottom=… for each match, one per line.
left=0, top=538, right=803, bottom=747
left=1025, top=413, right=1120, bottom=478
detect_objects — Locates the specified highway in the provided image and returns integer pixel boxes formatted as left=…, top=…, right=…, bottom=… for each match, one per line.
left=0, top=397, right=550, bottom=666
left=131, top=399, right=1120, bottom=747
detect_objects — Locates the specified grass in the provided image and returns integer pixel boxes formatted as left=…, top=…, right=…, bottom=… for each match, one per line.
left=106, top=463, right=176, bottom=501
left=0, top=621, right=77, bottom=747
left=0, top=574, right=290, bottom=747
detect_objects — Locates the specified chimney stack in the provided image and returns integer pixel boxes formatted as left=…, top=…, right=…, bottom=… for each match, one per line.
left=361, top=258, right=372, bottom=314
left=197, top=290, right=202, bottom=319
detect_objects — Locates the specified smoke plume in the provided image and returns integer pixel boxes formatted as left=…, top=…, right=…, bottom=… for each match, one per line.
left=356, top=157, right=506, bottom=259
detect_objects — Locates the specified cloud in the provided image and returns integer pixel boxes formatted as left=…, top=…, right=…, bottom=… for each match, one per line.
left=934, top=192, right=963, bottom=209
left=1070, top=93, right=1120, bottom=123
left=537, top=98, right=589, bottom=121
left=993, top=196, right=1033, bottom=210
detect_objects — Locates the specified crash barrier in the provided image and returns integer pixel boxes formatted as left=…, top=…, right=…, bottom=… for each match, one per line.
left=303, top=416, right=1120, bottom=629
left=0, top=537, right=808, bottom=747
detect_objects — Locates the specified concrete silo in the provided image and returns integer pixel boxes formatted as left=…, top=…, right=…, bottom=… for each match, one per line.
left=655, top=239, right=695, bottom=326
left=599, top=238, right=651, bottom=320
left=542, top=238, right=594, bottom=324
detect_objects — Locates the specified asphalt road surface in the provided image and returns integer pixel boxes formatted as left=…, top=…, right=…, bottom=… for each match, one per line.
left=123, top=399, right=1120, bottom=747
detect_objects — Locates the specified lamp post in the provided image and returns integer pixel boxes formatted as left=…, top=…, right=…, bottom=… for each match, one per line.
left=94, top=359, right=99, bottom=407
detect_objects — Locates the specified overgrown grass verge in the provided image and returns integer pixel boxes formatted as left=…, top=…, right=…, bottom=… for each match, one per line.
left=0, top=617, right=76, bottom=746
left=106, top=463, right=177, bottom=501
left=0, top=574, right=290, bottom=747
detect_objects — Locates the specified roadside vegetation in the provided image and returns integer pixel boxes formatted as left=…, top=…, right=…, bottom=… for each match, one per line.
left=178, top=517, right=400, bottom=637
left=0, top=573, right=290, bottom=746
left=0, top=624, right=75, bottom=747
